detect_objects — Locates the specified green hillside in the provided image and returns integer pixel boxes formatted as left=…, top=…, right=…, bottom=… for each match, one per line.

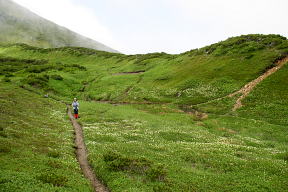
left=0, top=83, right=91, bottom=191
left=1, top=34, right=288, bottom=191
left=0, top=0, right=118, bottom=53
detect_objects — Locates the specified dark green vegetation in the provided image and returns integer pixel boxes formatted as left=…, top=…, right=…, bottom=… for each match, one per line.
left=1, top=34, right=288, bottom=191
left=0, top=0, right=118, bottom=52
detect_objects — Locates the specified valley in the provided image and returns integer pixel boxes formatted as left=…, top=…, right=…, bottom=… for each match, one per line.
left=1, top=34, right=288, bottom=191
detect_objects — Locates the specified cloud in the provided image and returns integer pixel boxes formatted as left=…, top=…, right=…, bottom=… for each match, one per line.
left=13, top=0, right=122, bottom=51
left=169, top=0, right=288, bottom=37
left=11, top=0, right=288, bottom=54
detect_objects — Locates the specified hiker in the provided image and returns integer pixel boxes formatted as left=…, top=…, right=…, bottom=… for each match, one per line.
left=72, top=98, right=79, bottom=119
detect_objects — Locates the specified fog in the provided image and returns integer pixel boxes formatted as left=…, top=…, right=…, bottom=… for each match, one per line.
left=0, top=0, right=118, bottom=52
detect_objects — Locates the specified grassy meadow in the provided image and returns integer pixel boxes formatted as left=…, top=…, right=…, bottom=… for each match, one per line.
left=0, top=83, right=92, bottom=191
left=1, top=34, right=288, bottom=191
left=78, top=101, right=288, bottom=191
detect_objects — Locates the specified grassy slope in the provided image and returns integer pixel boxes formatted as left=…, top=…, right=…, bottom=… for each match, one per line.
left=0, top=83, right=92, bottom=191
left=1, top=34, right=288, bottom=191
left=78, top=102, right=288, bottom=192
left=238, top=64, right=288, bottom=125
left=1, top=35, right=287, bottom=104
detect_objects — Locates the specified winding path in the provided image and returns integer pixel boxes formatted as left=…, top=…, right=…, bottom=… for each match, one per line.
left=229, top=56, right=288, bottom=111
left=185, top=56, right=288, bottom=112
left=67, top=106, right=109, bottom=192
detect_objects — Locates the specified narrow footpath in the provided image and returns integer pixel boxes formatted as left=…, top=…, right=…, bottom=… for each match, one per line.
left=229, top=56, right=288, bottom=111
left=67, top=106, right=109, bottom=192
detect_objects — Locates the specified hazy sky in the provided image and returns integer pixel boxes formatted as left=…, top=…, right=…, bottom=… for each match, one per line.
left=13, top=0, right=288, bottom=54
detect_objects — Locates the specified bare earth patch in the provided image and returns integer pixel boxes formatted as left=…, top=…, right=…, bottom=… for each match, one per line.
left=112, top=70, right=145, bottom=76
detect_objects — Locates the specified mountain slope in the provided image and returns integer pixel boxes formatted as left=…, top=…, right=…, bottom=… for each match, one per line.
left=1, top=34, right=288, bottom=123
left=0, top=0, right=118, bottom=53
left=1, top=34, right=288, bottom=191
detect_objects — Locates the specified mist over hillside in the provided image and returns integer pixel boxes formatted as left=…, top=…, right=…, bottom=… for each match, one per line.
left=0, top=0, right=118, bottom=53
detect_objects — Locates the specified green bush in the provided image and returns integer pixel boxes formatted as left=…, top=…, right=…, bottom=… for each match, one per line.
left=146, top=164, right=166, bottom=182
left=2, top=77, right=11, bottom=82
left=64, top=64, right=87, bottom=71
left=0, top=131, right=8, bottom=138
left=0, top=65, right=23, bottom=74
left=0, top=145, right=11, bottom=153
left=0, top=56, right=49, bottom=75
left=51, top=74, right=63, bottom=81
left=103, top=151, right=167, bottom=182
left=103, top=151, right=151, bottom=174
left=0, top=56, right=48, bottom=65
left=5, top=73, right=14, bottom=77
left=37, top=172, right=68, bottom=187
left=153, top=183, right=172, bottom=192
left=103, top=152, right=130, bottom=171
left=23, top=74, right=49, bottom=88
left=276, top=152, right=288, bottom=162
left=47, top=150, right=61, bottom=158
left=47, top=160, right=62, bottom=168
left=26, top=65, right=52, bottom=73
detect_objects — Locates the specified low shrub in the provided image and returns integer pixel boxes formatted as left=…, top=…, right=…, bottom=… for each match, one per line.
left=64, top=64, right=87, bottom=71
left=47, top=160, right=62, bottom=168
left=5, top=73, right=14, bottom=77
left=2, top=77, right=11, bottom=82
left=26, top=65, right=52, bottom=73
left=103, top=151, right=167, bottom=181
left=0, top=145, right=11, bottom=153
left=23, top=74, right=49, bottom=88
left=37, top=172, right=68, bottom=187
left=260, top=63, right=277, bottom=74
left=276, top=152, right=288, bottom=162
left=103, top=151, right=151, bottom=173
left=0, top=131, right=8, bottom=138
left=146, top=164, right=166, bottom=182
left=0, top=56, right=48, bottom=65
left=47, top=150, right=61, bottom=158
left=153, top=183, right=172, bottom=192
left=51, top=74, right=63, bottom=81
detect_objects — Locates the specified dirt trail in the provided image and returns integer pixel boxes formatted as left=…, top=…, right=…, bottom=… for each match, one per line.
left=229, top=56, right=288, bottom=111
left=112, top=70, right=145, bottom=76
left=67, top=106, right=109, bottom=192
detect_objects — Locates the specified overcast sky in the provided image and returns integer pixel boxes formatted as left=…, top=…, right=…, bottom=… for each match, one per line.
left=13, top=0, right=288, bottom=54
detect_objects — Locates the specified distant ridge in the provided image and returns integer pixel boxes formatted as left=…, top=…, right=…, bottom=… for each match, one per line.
left=0, top=0, right=118, bottom=53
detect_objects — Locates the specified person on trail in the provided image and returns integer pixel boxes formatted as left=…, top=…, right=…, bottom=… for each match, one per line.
left=72, top=98, right=79, bottom=119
